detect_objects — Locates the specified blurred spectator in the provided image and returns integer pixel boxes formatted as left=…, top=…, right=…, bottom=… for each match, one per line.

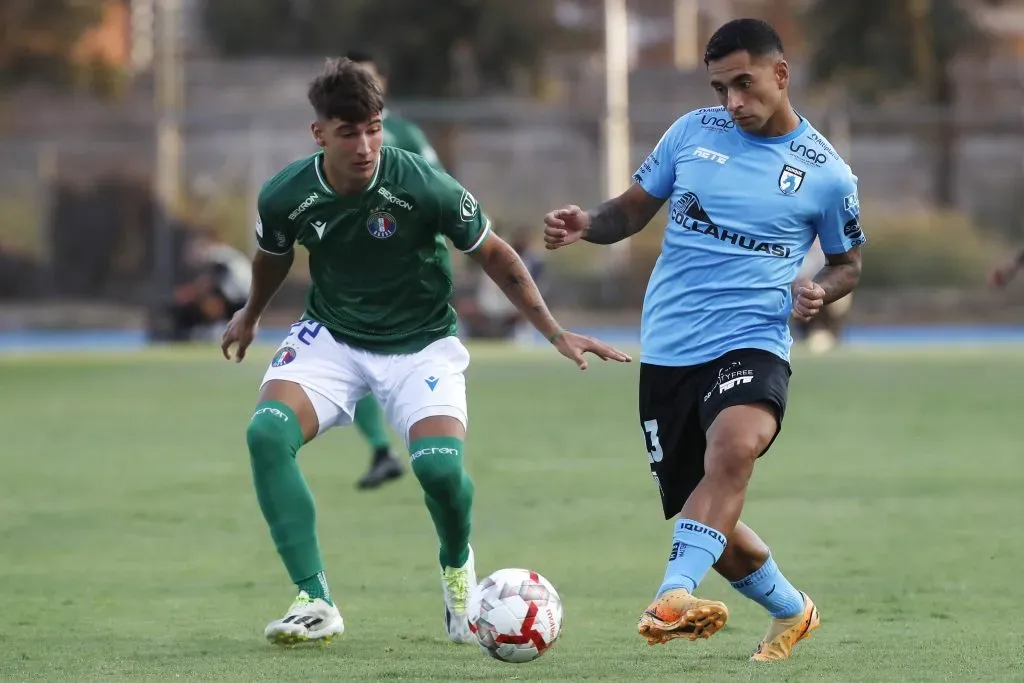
left=456, top=228, right=545, bottom=341
left=0, top=242, right=42, bottom=300
left=346, top=48, right=444, bottom=170
left=988, top=248, right=1024, bottom=289
left=158, top=229, right=251, bottom=342
left=793, top=238, right=853, bottom=353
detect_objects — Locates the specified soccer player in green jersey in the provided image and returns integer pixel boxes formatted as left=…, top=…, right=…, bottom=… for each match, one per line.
left=221, top=57, right=631, bottom=646
left=340, top=48, right=445, bottom=491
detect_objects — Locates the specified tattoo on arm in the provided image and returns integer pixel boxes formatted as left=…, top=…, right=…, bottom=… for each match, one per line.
left=582, top=185, right=665, bottom=245
left=582, top=198, right=638, bottom=245
left=471, top=238, right=560, bottom=338
left=814, top=248, right=862, bottom=305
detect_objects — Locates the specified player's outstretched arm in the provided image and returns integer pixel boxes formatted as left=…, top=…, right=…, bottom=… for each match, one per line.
left=221, top=250, right=294, bottom=362
left=543, top=184, right=666, bottom=250
left=468, top=234, right=631, bottom=370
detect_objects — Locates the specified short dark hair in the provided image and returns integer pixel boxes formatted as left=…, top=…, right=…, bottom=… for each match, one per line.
left=704, top=18, right=784, bottom=65
left=344, top=48, right=389, bottom=77
left=307, top=57, right=384, bottom=123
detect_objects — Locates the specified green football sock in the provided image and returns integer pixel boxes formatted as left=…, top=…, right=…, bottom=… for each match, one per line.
left=246, top=401, right=332, bottom=604
left=296, top=571, right=332, bottom=604
left=354, top=395, right=391, bottom=451
left=409, top=436, right=474, bottom=568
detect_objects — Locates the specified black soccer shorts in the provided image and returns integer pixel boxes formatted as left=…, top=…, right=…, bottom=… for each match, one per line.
left=637, top=348, right=791, bottom=520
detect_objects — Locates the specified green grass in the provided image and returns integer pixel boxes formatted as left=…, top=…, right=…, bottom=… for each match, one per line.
left=0, top=345, right=1021, bottom=682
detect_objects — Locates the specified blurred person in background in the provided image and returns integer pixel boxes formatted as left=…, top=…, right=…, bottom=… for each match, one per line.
left=0, top=241, right=40, bottom=301
left=332, top=48, right=447, bottom=492
left=347, top=49, right=444, bottom=171
left=455, top=228, right=546, bottom=342
left=988, top=248, right=1024, bottom=288
left=164, top=228, right=251, bottom=341
left=792, top=238, right=854, bottom=353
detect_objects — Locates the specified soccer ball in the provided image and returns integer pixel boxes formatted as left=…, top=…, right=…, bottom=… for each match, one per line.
left=468, top=568, right=563, bottom=663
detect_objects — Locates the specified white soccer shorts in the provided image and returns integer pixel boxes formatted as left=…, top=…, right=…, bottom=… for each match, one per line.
left=260, top=320, right=470, bottom=445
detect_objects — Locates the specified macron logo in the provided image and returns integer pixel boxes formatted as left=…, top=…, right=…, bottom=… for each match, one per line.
left=252, top=407, right=289, bottom=422
left=410, top=446, right=459, bottom=461
left=425, top=376, right=439, bottom=391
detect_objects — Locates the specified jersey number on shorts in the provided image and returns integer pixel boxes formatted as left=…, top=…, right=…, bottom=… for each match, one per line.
left=290, top=320, right=324, bottom=346
left=643, top=419, right=663, bottom=464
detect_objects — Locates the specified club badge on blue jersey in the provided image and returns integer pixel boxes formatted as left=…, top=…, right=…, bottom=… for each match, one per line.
left=367, top=211, right=398, bottom=239
left=778, top=164, right=806, bottom=195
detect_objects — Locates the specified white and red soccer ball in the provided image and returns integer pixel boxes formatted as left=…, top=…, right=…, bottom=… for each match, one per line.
left=467, top=568, right=563, bottom=663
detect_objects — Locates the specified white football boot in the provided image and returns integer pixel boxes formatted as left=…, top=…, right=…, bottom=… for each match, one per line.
left=264, top=591, right=344, bottom=646
left=441, top=545, right=477, bottom=644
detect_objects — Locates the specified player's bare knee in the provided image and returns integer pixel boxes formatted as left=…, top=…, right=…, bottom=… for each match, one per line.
left=704, top=429, right=764, bottom=486
left=408, top=414, right=466, bottom=443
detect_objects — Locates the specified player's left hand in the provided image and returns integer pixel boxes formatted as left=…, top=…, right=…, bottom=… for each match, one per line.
left=551, top=330, right=632, bottom=370
left=791, top=278, right=826, bottom=322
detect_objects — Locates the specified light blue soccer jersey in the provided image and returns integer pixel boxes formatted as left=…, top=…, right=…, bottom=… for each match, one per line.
left=634, top=106, right=864, bottom=366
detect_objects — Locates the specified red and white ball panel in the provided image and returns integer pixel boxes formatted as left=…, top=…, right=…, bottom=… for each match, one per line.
left=468, top=568, right=563, bottom=664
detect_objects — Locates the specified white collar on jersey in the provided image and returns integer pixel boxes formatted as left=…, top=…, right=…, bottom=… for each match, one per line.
left=314, top=151, right=382, bottom=196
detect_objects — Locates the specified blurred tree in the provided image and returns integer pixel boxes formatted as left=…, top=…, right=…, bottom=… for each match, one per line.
left=200, top=0, right=362, bottom=57
left=803, top=0, right=984, bottom=206
left=201, top=0, right=577, bottom=97
left=0, top=0, right=109, bottom=92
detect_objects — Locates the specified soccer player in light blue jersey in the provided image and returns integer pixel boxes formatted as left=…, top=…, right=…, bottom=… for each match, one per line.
left=543, top=19, right=864, bottom=661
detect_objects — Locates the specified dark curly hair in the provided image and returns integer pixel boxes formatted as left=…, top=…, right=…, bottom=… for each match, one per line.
left=704, top=18, right=784, bottom=65
left=307, top=57, right=384, bottom=123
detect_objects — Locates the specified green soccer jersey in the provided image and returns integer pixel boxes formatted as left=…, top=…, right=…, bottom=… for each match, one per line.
left=383, top=108, right=444, bottom=171
left=255, top=146, right=491, bottom=354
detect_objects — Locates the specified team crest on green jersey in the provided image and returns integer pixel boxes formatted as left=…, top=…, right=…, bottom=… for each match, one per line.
left=367, top=211, right=398, bottom=239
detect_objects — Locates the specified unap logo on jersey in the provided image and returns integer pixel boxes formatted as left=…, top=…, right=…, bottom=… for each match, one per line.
left=367, top=211, right=398, bottom=239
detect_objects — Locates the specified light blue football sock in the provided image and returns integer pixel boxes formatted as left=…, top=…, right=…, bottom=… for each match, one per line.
left=657, top=519, right=727, bottom=597
left=729, top=553, right=804, bottom=618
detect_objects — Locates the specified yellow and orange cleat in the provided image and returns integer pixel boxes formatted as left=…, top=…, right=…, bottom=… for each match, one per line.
left=750, top=592, right=820, bottom=661
left=637, top=588, right=729, bottom=646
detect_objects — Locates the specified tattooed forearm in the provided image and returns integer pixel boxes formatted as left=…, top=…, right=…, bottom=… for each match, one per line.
left=583, top=198, right=645, bottom=245
left=814, top=249, right=862, bottom=305
left=471, top=237, right=560, bottom=338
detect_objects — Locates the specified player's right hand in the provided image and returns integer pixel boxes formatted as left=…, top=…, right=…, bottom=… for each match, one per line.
left=221, top=308, right=258, bottom=363
left=551, top=330, right=632, bottom=370
left=543, top=205, right=589, bottom=250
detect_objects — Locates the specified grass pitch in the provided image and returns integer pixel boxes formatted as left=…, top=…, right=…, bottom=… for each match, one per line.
left=0, top=344, right=1021, bottom=682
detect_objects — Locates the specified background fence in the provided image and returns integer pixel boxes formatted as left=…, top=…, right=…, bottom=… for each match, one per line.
left=3, top=1, right=1024, bottom=332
